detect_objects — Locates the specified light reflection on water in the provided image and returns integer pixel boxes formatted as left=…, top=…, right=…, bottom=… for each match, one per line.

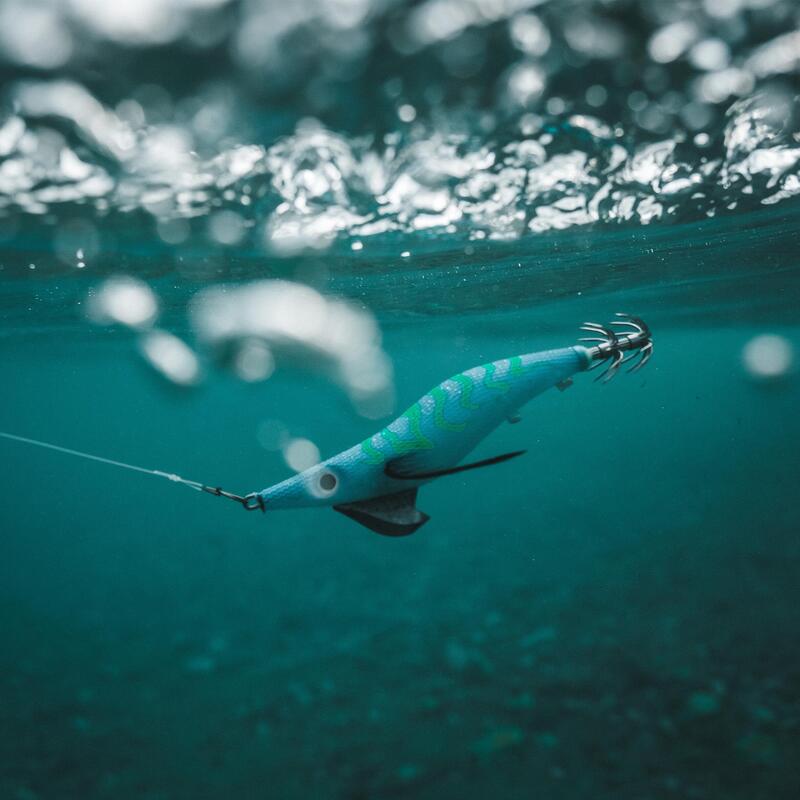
left=1, top=87, right=798, bottom=244
left=0, top=0, right=798, bottom=248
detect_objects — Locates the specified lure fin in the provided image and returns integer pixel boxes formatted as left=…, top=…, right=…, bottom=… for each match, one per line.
left=507, top=414, right=522, bottom=424
left=334, top=489, right=429, bottom=537
left=556, top=377, right=573, bottom=391
left=384, top=449, right=526, bottom=481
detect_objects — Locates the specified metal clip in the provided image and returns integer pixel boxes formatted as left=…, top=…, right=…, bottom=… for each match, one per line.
left=202, top=485, right=265, bottom=512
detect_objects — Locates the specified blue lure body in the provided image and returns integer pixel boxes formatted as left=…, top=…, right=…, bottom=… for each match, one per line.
left=251, top=317, right=652, bottom=535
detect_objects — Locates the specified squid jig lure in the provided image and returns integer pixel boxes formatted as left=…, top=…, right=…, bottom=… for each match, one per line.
left=0, top=315, right=652, bottom=537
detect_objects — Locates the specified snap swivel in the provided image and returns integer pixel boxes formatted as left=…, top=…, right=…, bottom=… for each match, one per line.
left=201, top=485, right=265, bottom=512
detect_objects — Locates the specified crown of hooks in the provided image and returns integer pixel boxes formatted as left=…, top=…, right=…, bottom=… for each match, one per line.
left=579, top=314, right=653, bottom=382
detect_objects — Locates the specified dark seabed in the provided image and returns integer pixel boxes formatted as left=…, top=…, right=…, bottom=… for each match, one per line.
left=1, top=0, right=800, bottom=798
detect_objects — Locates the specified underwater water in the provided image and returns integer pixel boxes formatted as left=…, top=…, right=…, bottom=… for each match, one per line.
left=2, top=205, right=799, bottom=799
left=2, top=0, right=800, bottom=798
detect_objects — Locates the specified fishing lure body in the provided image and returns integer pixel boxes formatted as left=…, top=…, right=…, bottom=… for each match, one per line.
left=248, top=316, right=653, bottom=536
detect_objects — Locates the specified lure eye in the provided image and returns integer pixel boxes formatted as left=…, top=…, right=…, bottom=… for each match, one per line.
left=319, top=472, right=337, bottom=492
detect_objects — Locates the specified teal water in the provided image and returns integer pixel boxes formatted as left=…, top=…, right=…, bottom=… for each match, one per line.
left=1, top=201, right=799, bottom=798
left=2, top=0, right=800, bottom=796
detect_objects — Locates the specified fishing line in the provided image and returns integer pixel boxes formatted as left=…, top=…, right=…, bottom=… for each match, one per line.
left=0, top=430, right=203, bottom=490
left=0, top=430, right=263, bottom=510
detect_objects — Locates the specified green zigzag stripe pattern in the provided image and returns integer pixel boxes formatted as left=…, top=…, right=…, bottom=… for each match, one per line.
left=360, top=401, right=434, bottom=463
left=431, top=387, right=467, bottom=432
left=482, top=361, right=512, bottom=391
left=508, top=355, right=525, bottom=377
left=360, top=435, right=385, bottom=465
left=359, top=356, right=531, bottom=463
left=381, top=402, right=434, bottom=455
left=452, top=373, right=479, bottom=410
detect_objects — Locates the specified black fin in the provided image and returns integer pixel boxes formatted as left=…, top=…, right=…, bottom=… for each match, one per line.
left=507, top=414, right=522, bottom=424
left=385, top=449, right=526, bottom=481
left=556, top=377, right=573, bottom=392
left=334, top=489, right=429, bottom=537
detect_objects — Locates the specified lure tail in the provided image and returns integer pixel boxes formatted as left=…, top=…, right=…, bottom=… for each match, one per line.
left=580, top=313, right=653, bottom=382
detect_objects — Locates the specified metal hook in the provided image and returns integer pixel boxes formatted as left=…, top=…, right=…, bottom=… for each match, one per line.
left=579, top=313, right=653, bottom=382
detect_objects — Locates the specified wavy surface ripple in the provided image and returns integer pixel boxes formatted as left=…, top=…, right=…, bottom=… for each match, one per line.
left=0, top=0, right=798, bottom=250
